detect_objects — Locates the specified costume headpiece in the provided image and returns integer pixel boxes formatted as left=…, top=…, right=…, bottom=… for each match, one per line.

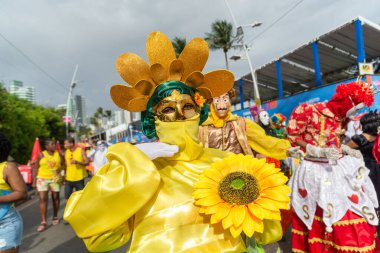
left=271, top=113, right=286, bottom=127
left=332, top=81, right=374, bottom=107
left=110, top=31, right=234, bottom=112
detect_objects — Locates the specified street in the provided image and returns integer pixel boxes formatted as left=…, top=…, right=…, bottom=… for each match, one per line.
left=17, top=189, right=292, bottom=253
left=17, top=190, right=129, bottom=253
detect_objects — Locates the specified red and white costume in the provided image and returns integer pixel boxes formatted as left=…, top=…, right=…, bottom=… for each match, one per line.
left=288, top=82, right=378, bottom=252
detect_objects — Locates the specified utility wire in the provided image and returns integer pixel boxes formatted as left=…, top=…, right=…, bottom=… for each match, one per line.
left=0, top=32, right=69, bottom=92
left=247, top=0, right=305, bottom=42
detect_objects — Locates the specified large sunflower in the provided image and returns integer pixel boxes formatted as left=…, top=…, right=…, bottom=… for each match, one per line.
left=193, top=154, right=290, bottom=238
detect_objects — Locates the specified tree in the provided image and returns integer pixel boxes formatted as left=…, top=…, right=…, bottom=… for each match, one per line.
left=0, top=88, right=66, bottom=163
left=172, top=37, right=187, bottom=57
left=205, top=20, right=240, bottom=70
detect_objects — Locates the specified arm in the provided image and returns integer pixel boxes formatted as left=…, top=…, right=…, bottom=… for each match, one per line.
left=0, top=163, right=27, bottom=203
left=81, top=148, right=89, bottom=166
left=64, top=142, right=161, bottom=251
left=245, top=119, right=291, bottom=160
left=71, top=148, right=89, bottom=166
left=32, top=153, right=43, bottom=188
left=347, top=140, right=359, bottom=149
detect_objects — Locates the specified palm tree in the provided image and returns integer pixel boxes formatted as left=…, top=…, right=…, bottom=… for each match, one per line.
left=172, top=37, right=187, bottom=57
left=205, top=20, right=240, bottom=70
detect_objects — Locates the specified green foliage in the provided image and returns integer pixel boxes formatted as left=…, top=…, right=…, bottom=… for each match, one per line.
left=205, top=19, right=240, bottom=70
left=0, top=87, right=66, bottom=163
left=172, top=37, right=187, bottom=57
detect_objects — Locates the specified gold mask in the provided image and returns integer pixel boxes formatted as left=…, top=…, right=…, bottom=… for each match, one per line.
left=153, top=90, right=198, bottom=122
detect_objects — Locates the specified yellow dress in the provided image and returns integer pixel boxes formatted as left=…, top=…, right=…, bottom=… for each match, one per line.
left=64, top=115, right=281, bottom=252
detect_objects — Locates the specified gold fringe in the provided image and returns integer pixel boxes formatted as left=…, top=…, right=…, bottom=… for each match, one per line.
left=308, top=237, right=376, bottom=252
left=313, top=215, right=367, bottom=226
left=292, top=249, right=308, bottom=253
left=292, top=228, right=308, bottom=236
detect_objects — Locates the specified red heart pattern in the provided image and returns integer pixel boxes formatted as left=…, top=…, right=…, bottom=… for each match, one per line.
left=348, top=194, right=359, bottom=204
left=298, top=188, right=308, bottom=198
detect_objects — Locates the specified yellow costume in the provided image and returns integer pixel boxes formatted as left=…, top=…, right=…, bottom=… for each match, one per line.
left=199, top=106, right=290, bottom=158
left=64, top=31, right=288, bottom=253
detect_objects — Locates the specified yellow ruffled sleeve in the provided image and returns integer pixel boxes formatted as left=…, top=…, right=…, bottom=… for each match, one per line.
left=246, top=119, right=291, bottom=160
left=63, top=143, right=160, bottom=252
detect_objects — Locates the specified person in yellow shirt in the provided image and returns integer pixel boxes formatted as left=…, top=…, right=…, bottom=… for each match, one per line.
left=63, top=138, right=89, bottom=200
left=34, top=139, right=64, bottom=232
left=0, top=132, right=27, bottom=253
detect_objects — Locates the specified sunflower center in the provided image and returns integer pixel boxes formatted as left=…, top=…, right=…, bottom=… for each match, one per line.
left=218, top=171, right=260, bottom=205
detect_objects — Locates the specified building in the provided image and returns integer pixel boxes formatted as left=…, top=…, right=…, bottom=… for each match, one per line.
left=8, top=80, right=36, bottom=103
left=74, top=95, right=87, bottom=125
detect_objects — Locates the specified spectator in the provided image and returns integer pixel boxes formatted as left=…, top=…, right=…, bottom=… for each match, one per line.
left=88, top=140, right=108, bottom=175
left=63, top=138, right=89, bottom=200
left=0, top=132, right=27, bottom=253
left=33, top=139, right=63, bottom=232
left=348, top=110, right=380, bottom=235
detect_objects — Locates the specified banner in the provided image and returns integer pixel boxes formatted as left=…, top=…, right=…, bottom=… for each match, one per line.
left=233, top=75, right=380, bottom=119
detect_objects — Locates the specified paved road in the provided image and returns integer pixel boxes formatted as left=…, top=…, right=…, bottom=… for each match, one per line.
left=17, top=190, right=292, bottom=253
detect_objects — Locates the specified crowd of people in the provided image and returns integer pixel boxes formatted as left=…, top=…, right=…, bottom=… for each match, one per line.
left=0, top=31, right=380, bottom=253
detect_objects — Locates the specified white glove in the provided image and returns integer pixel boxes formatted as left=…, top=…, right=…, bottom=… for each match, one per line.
left=287, top=146, right=305, bottom=160
left=135, top=142, right=179, bottom=160
left=306, top=144, right=340, bottom=159
left=341, top=144, right=363, bottom=160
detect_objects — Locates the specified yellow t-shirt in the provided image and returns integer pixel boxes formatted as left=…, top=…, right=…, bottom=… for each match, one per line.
left=37, top=151, right=61, bottom=179
left=0, top=162, right=11, bottom=191
left=65, top=147, right=86, bottom=181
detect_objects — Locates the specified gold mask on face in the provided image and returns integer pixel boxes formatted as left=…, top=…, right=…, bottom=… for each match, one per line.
left=153, top=90, right=198, bottom=122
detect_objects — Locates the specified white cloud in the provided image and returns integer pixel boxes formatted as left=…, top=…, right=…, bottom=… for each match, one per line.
left=0, top=0, right=379, bottom=114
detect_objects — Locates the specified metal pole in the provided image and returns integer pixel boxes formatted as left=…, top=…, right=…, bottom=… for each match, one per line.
left=224, top=0, right=261, bottom=106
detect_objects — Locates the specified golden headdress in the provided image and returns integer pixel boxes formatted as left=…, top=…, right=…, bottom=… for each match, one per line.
left=110, top=31, right=235, bottom=112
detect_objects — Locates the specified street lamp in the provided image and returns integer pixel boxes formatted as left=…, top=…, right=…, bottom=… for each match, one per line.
left=224, top=0, right=262, bottom=106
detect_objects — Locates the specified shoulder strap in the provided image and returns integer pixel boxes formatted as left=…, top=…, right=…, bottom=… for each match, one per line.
left=231, top=118, right=253, bottom=156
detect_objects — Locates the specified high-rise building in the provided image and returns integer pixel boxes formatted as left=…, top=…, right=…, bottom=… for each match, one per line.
left=8, top=80, right=36, bottom=103
left=114, top=110, right=125, bottom=125
left=74, top=95, right=87, bottom=125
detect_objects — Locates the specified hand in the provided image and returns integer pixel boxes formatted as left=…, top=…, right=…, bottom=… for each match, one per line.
left=341, top=144, right=363, bottom=160
left=287, top=146, right=305, bottom=160
left=70, top=159, right=77, bottom=165
left=306, top=144, right=340, bottom=159
left=135, top=142, right=179, bottom=160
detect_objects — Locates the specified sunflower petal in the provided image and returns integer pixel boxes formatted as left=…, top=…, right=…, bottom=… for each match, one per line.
left=260, top=188, right=291, bottom=202
left=242, top=212, right=255, bottom=237
left=194, top=180, right=217, bottom=189
left=255, top=164, right=281, bottom=181
left=263, top=210, right=282, bottom=220
left=204, top=205, right=218, bottom=215
left=229, top=225, right=243, bottom=238
left=255, top=197, right=278, bottom=211
left=210, top=214, right=219, bottom=224
left=215, top=203, right=231, bottom=221
left=248, top=203, right=264, bottom=220
left=222, top=211, right=233, bottom=229
left=193, top=189, right=217, bottom=199
left=195, top=195, right=222, bottom=207
left=204, top=168, right=224, bottom=182
left=231, top=205, right=246, bottom=227
left=259, top=173, right=288, bottom=189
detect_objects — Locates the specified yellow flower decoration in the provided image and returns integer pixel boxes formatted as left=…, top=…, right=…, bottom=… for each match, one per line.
left=194, top=92, right=205, bottom=108
left=193, top=154, right=290, bottom=238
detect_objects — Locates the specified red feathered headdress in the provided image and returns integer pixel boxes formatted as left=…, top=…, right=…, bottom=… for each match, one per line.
left=332, top=81, right=374, bottom=107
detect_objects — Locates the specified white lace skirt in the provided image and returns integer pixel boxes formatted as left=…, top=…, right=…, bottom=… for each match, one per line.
left=288, top=155, right=379, bottom=231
